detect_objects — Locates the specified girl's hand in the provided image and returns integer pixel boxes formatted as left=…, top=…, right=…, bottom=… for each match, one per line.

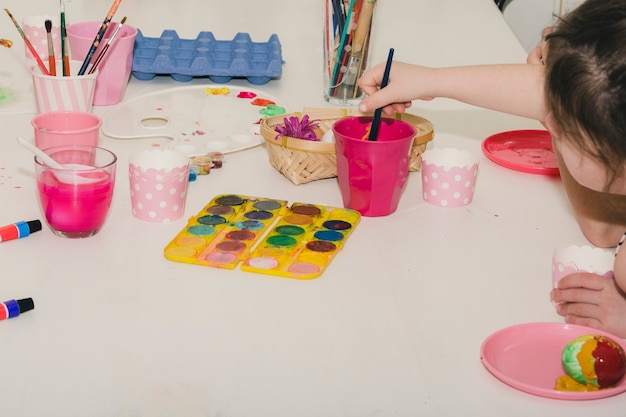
left=551, top=272, right=626, bottom=338
left=527, top=27, right=551, bottom=65
left=357, top=61, right=431, bottom=115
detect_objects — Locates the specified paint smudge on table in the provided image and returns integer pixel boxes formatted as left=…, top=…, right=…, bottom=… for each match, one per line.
left=0, top=168, right=21, bottom=188
left=0, top=87, right=17, bottom=107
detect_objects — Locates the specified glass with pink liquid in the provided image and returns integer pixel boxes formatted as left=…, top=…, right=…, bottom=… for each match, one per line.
left=35, top=145, right=117, bottom=238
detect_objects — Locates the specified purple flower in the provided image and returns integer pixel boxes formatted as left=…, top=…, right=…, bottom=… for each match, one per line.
left=274, top=114, right=320, bottom=141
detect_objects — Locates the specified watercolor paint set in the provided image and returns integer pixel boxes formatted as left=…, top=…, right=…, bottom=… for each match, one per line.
left=164, top=194, right=360, bottom=279
left=131, top=30, right=283, bottom=84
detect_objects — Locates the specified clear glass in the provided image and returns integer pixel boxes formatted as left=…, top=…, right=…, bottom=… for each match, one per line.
left=35, top=145, right=117, bottom=238
left=323, top=0, right=376, bottom=105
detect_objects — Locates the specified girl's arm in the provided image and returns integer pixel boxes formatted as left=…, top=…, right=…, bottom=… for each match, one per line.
left=358, top=62, right=547, bottom=122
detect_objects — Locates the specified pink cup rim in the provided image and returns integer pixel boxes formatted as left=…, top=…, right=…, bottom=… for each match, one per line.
left=66, top=21, right=138, bottom=40
left=32, top=111, right=102, bottom=134
left=333, top=116, right=417, bottom=143
left=34, top=144, right=117, bottom=170
left=30, top=59, right=99, bottom=79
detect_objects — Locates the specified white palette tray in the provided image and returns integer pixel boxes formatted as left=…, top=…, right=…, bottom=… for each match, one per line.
left=101, top=85, right=288, bottom=155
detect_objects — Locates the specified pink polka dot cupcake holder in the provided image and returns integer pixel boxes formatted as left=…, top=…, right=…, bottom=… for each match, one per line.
left=129, top=164, right=189, bottom=222
left=421, top=148, right=479, bottom=207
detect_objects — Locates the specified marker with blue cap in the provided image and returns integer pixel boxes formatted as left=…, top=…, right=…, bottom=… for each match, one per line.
left=0, top=298, right=34, bottom=320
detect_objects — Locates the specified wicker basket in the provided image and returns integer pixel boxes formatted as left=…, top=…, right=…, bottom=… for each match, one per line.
left=260, top=108, right=435, bottom=185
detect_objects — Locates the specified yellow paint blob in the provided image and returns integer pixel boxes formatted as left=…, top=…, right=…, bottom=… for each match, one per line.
left=204, top=87, right=229, bottom=95
left=578, top=338, right=599, bottom=382
left=555, top=375, right=600, bottom=392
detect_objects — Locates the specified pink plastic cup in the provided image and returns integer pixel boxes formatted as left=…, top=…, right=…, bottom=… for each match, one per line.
left=129, top=149, right=190, bottom=223
left=67, top=21, right=137, bottom=106
left=333, top=116, right=416, bottom=217
left=32, top=111, right=101, bottom=150
left=552, top=245, right=614, bottom=289
left=421, top=148, right=479, bottom=207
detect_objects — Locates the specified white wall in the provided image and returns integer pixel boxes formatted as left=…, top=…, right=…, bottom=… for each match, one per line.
left=502, top=0, right=585, bottom=52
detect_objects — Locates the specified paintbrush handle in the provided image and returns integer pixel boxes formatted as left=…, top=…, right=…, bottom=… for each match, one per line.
left=4, top=9, right=50, bottom=75
left=48, top=55, right=57, bottom=76
left=78, top=0, right=122, bottom=75
left=63, top=55, right=71, bottom=76
left=351, top=0, right=376, bottom=55
left=78, top=23, right=110, bottom=75
left=46, top=32, right=56, bottom=76
left=61, top=11, right=68, bottom=76
left=368, top=47, right=394, bottom=141
left=87, top=17, right=126, bottom=75
left=25, top=39, right=50, bottom=75
left=88, top=43, right=109, bottom=74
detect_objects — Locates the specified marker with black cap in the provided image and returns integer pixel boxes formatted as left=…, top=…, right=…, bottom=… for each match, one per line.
left=0, top=298, right=34, bottom=320
left=0, top=220, right=42, bottom=242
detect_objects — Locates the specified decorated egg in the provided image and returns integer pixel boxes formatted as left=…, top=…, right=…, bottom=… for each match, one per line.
left=562, top=334, right=626, bottom=388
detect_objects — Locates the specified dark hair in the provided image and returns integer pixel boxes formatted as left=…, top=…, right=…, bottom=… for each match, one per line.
left=545, top=0, right=626, bottom=189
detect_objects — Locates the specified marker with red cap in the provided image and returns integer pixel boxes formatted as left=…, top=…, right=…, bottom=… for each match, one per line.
left=0, top=220, right=42, bottom=242
left=0, top=298, right=34, bottom=320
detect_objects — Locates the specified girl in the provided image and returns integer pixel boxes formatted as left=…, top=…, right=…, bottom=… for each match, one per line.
left=357, top=0, right=626, bottom=337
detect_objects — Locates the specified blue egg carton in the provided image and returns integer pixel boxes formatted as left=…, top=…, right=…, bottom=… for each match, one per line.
left=131, top=30, right=283, bottom=84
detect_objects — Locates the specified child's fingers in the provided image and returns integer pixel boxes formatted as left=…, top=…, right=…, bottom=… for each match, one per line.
left=556, top=272, right=610, bottom=291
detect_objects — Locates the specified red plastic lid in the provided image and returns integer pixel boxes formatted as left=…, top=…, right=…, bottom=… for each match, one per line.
left=481, top=130, right=559, bottom=176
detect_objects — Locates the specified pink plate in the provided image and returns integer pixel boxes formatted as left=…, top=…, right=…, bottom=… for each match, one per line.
left=480, top=322, right=626, bottom=400
left=481, top=130, right=559, bottom=176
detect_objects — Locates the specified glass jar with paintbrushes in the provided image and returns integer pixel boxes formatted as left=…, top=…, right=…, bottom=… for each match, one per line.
left=324, top=0, right=377, bottom=105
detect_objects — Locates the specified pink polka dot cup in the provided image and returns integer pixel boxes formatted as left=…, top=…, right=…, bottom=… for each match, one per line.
left=552, top=245, right=614, bottom=289
left=129, top=149, right=190, bottom=223
left=421, top=148, right=479, bottom=207
left=23, top=15, right=61, bottom=61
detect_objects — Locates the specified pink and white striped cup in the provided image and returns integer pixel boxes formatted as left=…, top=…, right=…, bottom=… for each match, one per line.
left=30, top=60, right=97, bottom=114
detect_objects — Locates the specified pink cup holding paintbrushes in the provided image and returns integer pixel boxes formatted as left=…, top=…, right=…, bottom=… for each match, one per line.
left=67, top=21, right=137, bottom=105
left=30, top=60, right=98, bottom=114
left=333, top=116, right=416, bottom=217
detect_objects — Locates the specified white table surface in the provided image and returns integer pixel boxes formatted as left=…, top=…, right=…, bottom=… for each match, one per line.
left=1, top=0, right=617, bottom=416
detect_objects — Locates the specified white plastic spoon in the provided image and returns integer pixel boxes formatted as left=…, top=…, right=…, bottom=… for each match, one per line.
left=17, top=136, right=64, bottom=168
left=17, top=137, right=103, bottom=184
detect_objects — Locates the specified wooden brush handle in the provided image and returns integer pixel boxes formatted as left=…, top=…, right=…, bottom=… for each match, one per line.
left=351, top=0, right=376, bottom=56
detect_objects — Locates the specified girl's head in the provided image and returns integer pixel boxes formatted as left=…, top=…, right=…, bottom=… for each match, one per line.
left=544, top=0, right=626, bottom=192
